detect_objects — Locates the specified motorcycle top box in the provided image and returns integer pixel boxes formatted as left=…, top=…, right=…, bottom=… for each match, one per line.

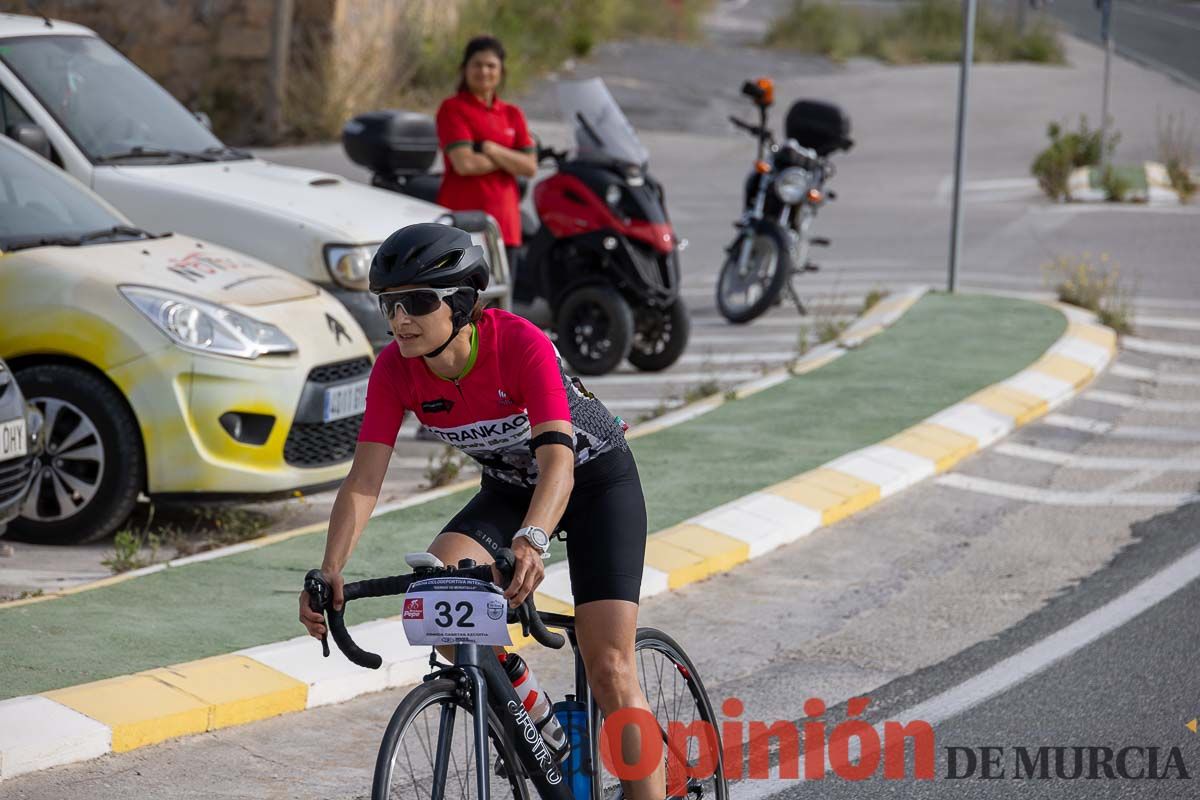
left=343, top=110, right=439, bottom=176
left=784, top=100, right=853, bottom=157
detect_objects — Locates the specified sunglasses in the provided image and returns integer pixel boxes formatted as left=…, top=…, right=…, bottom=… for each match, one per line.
left=376, top=287, right=464, bottom=319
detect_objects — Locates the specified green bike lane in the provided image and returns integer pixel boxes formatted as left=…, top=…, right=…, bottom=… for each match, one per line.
left=0, top=294, right=1064, bottom=700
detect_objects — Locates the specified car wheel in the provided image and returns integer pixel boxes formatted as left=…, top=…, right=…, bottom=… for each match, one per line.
left=7, top=364, right=144, bottom=545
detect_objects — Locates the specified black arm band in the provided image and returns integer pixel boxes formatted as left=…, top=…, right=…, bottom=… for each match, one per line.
left=529, top=431, right=575, bottom=456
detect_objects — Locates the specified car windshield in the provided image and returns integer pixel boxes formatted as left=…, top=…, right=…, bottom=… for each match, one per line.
left=0, top=139, right=148, bottom=251
left=0, top=35, right=243, bottom=164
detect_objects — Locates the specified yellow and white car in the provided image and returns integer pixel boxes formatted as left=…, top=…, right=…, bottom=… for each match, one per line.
left=0, top=136, right=374, bottom=544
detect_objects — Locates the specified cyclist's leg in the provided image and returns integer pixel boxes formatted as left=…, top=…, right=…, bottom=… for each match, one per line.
left=575, top=601, right=666, bottom=800
left=430, top=481, right=530, bottom=661
left=563, top=449, right=665, bottom=799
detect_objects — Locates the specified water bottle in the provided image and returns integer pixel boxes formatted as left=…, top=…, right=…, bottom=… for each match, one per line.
left=501, top=653, right=570, bottom=762
left=554, top=696, right=592, bottom=800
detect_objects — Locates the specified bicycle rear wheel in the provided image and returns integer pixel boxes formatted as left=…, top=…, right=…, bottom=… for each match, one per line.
left=372, top=677, right=530, bottom=800
left=594, top=628, right=729, bottom=800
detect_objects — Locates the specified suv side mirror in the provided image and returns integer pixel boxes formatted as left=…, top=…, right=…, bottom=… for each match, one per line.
left=6, top=121, right=51, bottom=160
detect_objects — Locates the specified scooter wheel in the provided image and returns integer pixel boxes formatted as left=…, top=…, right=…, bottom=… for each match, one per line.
left=555, top=286, right=634, bottom=376
left=629, top=298, right=691, bottom=372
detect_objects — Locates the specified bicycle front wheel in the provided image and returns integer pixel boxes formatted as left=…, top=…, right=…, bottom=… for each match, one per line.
left=594, top=628, right=730, bottom=800
left=372, top=677, right=530, bottom=800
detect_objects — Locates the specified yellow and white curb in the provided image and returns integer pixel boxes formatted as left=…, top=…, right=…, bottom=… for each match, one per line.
left=0, top=292, right=1114, bottom=782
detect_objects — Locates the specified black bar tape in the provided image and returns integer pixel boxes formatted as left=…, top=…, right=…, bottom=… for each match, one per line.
left=529, top=430, right=575, bottom=456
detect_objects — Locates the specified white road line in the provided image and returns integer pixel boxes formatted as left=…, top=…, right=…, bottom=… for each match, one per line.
left=1043, top=413, right=1200, bottom=442
left=692, top=317, right=810, bottom=329
left=1082, top=389, right=1200, bottom=413
left=1042, top=413, right=1114, bottom=434
left=1122, top=337, right=1200, bottom=360
left=688, top=333, right=804, bottom=345
left=994, top=442, right=1200, bottom=471
left=734, top=544, right=1200, bottom=798
left=1109, top=363, right=1200, bottom=387
left=1133, top=315, right=1200, bottom=332
left=605, top=398, right=687, bottom=412
left=935, top=473, right=1200, bottom=507
left=588, top=371, right=761, bottom=385
left=672, top=351, right=797, bottom=365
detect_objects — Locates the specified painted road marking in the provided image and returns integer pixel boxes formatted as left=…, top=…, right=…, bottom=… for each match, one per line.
left=994, top=442, right=1200, bottom=471
left=1082, top=389, right=1200, bottom=413
left=1122, top=337, right=1200, bottom=360
left=589, top=371, right=763, bottom=385
left=732, top=544, right=1200, bottom=798
left=1110, top=363, right=1200, bottom=386
left=935, top=473, right=1200, bottom=507
left=1133, top=315, right=1200, bottom=332
left=1044, top=414, right=1200, bottom=442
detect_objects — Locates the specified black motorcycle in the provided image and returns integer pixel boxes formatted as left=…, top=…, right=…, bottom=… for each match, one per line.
left=343, top=79, right=689, bottom=376
left=717, top=78, right=853, bottom=324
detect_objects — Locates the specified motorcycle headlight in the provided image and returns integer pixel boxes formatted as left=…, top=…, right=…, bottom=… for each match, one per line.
left=774, top=167, right=811, bottom=205
left=605, top=184, right=622, bottom=208
left=120, top=286, right=297, bottom=359
left=324, top=243, right=379, bottom=290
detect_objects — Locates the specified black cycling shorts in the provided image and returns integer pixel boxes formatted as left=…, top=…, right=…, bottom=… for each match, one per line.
left=440, top=446, right=647, bottom=605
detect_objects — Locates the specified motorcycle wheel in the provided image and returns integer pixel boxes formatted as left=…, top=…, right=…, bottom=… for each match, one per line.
left=555, top=285, right=634, bottom=376
left=628, top=298, right=691, bottom=372
left=716, top=220, right=793, bottom=324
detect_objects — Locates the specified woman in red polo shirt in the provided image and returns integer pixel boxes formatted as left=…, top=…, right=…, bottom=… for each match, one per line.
left=436, top=36, right=537, bottom=273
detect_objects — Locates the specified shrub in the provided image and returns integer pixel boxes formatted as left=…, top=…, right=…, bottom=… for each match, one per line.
left=1098, top=164, right=1131, bottom=202
left=1031, top=118, right=1119, bottom=201
left=1157, top=111, right=1198, bottom=204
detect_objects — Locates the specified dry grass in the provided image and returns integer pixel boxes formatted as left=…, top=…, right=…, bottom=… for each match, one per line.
left=1157, top=111, right=1198, bottom=204
left=1043, top=253, right=1134, bottom=335
left=767, top=0, right=1063, bottom=65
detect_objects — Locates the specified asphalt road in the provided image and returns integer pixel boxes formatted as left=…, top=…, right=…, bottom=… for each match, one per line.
left=5, top=3, right=1200, bottom=797
left=1049, top=0, right=1200, bottom=90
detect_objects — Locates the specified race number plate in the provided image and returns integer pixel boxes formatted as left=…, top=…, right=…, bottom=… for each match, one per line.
left=323, top=378, right=368, bottom=423
left=401, top=576, right=512, bottom=647
left=0, top=418, right=27, bottom=462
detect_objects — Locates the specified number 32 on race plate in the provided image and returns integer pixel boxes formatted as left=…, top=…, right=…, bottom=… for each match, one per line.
left=402, top=576, right=512, bottom=647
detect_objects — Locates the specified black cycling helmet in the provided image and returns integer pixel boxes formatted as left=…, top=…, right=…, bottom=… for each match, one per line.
left=369, top=223, right=489, bottom=294
left=369, top=223, right=490, bottom=358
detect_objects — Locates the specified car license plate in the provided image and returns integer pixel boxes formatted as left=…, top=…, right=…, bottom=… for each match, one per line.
left=323, top=378, right=368, bottom=423
left=0, top=418, right=27, bottom=462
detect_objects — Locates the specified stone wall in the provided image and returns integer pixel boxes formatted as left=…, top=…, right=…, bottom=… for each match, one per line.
left=0, top=0, right=459, bottom=144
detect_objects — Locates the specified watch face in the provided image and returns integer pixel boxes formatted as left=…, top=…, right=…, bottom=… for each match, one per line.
left=525, top=527, right=549, bottom=549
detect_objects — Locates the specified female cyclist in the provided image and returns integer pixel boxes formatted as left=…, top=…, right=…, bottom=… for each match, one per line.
left=299, top=223, right=665, bottom=800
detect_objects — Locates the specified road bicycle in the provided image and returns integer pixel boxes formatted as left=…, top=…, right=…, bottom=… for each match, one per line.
left=305, top=548, right=729, bottom=799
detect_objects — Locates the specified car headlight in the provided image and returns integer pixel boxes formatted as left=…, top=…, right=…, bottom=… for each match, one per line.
left=119, top=286, right=297, bottom=359
left=324, top=243, right=379, bottom=290
left=774, top=167, right=811, bottom=204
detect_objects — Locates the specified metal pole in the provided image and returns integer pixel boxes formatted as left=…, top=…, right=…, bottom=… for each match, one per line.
left=948, top=0, right=977, bottom=294
left=1099, top=0, right=1114, bottom=166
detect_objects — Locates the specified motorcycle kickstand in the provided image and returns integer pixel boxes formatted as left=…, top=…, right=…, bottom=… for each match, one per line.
left=785, top=276, right=808, bottom=316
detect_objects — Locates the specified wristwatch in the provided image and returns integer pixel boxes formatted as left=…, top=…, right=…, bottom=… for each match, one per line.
left=513, top=526, right=550, bottom=559
left=472, top=139, right=486, bottom=154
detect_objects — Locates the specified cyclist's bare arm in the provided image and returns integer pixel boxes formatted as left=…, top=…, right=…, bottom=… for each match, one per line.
left=300, top=442, right=393, bottom=638
left=505, top=420, right=575, bottom=605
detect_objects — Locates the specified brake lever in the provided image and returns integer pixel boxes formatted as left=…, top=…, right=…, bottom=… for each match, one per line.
left=304, top=568, right=331, bottom=658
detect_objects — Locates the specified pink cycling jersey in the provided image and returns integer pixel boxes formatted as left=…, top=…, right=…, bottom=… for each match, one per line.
left=358, top=308, right=628, bottom=489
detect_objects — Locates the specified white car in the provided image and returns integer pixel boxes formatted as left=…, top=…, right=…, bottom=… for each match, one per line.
left=0, top=12, right=508, bottom=350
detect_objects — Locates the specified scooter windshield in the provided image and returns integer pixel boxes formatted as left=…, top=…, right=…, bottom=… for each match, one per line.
left=556, top=79, right=649, bottom=169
